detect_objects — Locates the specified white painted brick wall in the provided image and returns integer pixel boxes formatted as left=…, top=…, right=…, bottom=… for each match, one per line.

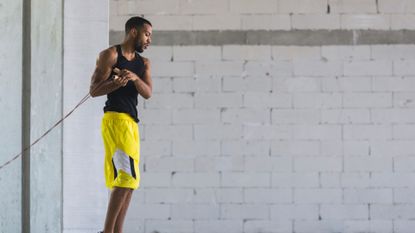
left=103, top=1, right=415, bottom=233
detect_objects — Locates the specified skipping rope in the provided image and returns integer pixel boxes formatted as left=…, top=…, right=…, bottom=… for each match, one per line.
left=0, top=73, right=117, bottom=170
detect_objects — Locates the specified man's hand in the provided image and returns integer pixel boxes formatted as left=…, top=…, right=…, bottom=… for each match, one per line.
left=113, top=68, right=139, bottom=82
left=112, top=74, right=129, bottom=87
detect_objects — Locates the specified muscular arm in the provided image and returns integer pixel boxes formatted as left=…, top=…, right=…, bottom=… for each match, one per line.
left=116, top=57, right=153, bottom=99
left=89, top=48, right=129, bottom=97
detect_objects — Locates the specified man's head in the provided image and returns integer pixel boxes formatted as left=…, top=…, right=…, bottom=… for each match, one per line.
left=125, top=16, right=152, bottom=53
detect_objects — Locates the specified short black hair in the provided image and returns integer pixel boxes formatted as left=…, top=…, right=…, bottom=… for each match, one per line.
left=125, top=16, right=152, bottom=34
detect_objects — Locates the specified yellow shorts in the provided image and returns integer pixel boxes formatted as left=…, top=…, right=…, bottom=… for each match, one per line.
left=101, top=111, right=140, bottom=190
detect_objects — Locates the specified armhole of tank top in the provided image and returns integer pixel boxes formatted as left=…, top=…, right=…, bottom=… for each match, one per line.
left=113, top=45, right=121, bottom=68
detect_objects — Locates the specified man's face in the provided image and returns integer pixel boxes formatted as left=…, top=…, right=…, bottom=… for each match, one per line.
left=134, top=24, right=152, bottom=53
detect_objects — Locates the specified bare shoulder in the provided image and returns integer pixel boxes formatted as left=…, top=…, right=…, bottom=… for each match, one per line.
left=98, top=46, right=117, bottom=64
left=141, top=56, right=150, bottom=65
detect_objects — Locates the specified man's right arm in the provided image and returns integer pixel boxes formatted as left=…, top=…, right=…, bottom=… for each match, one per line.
left=89, top=48, right=128, bottom=97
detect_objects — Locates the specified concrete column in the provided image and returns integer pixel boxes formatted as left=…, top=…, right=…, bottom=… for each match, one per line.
left=0, top=0, right=23, bottom=232
left=27, top=0, right=63, bottom=232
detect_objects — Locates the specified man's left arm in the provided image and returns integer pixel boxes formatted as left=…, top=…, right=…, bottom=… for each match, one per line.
left=117, top=58, right=152, bottom=99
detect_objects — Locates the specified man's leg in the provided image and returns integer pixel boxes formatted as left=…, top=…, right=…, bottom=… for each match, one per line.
left=103, top=187, right=130, bottom=233
left=114, top=189, right=133, bottom=233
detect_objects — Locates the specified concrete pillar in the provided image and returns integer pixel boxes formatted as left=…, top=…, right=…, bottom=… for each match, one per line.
left=0, top=0, right=23, bottom=231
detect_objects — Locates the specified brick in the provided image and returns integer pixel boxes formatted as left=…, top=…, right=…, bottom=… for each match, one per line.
left=141, top=140, right=172, bottom=156
left=273, top=77, right=321, bottom=92
left=372, top=109, right=415, bottom=124
left=370, top=140, right=415, bottom=157
left=344, top=220, right=393, bottom=233
left=394, top=60, right=415, bottom=75
left=294, top=157, right=343, bottom=172
left=196, top=61, right=244, bottom=75
left=378, top=0, right=415, bottom=13
left=244, top=93, right=292, bottom=108
left=133, top=0, right=179, bottom=14
left=172, top=77, right=196, bottom=93
left=140, top=109, right=172, bottom=124
left=172, top=108, right=220, bottom=124
left=194, top=93, right=242, bottom=108
left=221, top=204, right=269, bottom=219
left=394, top=188, right=415, bottom=203
left=294, top=220, right=344, bottom=233
left=320, top=172, right=341, bottom=187
left=144, top=157, right=194, bottom=172
left=171, top=204, right=220, bottom=219
left=278, top=0, right=326, bottom=13
left=343, top=125, right=392, bottom=140
left=141, top=46, right=173, bottom=61
left=140, top=172, right=172, bottom=187
left=223, top=76, right=273, bottom=93
left=144, top=188, right=193, bottom=203
left=321, top=77, right=371, bottom=92
left=341, top=14, right=390, bottom=30
left=194, top=124, right=242, bottom=140
left=243, top=125, right=292, bottom=140
left=145, top=125, right=193, bottom=140
left=371, top=204, right=415, bottom=219
left=393, top=125, right=415, bottom=139
left=223, top=45, right=271, bottom=61
left=173, top=46, right=221, bottom=61
left=180, top=0, right=228, bottom=14
left=321, top=109, right=371, bottom=124
left=244, top=220, right=293, bottom=233
left=221, top=172, right=271, bottom=187
left=193, top=14, right=241, bottom=30
left=152, top=61, right=194, bottom=77
left=293, top=125, right=342, bottom=140
left=191, top=188, right=216, bottom=203
left=272, top=46, right=321, bottom=61
left=241, top=14, right=291, bottom=30
left=341, top=172, right=371, bottom=188
left=271, top=204, right=319, bottom=220
left=371, top=45, right=415, bottom=60
left=321, top=45, right=371, bottom=61
left=216, top=188, right=244, bottom=203
left=293, top=93, right=342, bottom=109
left=272, top=109, right=320, bottom=124
left=343, top=93, right=392, bottom=108
left=320, top=204, right=368, bottom=219
left=321, top=140, right=343, bottom=156
left=294, top=188, right=343, bottom=203
left=329, top=0, right=377, bottom=13
left=245, top=156, right=292, bottom=172
left=371, top=173, right=415, bottom=188
left=293, top=61, right=343, bottom=76
left=194, top=75, right=222, bottom=92
left=222, top=140, right=271, bottom=156
left=395, top=157, right=415, bottom=172
left=292, top=14, right=340, bottom=30
left=146, top=15, right=193, bottom=31
left=245, top=61, right=293, bottom=76
left=195, top=220, right=243, bottom=233
left=172, top=172, right=220, bottom=187
left=391, top=14, right=415, bottom=30
left=145, top=220, right=194, bottom=233
left=394, top=92, right=415, bottom=108
left=152, top=77, right=172, bottom=93
left=194, top=156, right=244, bottom=172
left=344, top=60, right=392, bottom=76
left=271, top=140, right=320, bottom=156
left=343, top=141, right=370, bottom=156
left=343, top=188, right=393, bottom=204
left=345, top=156, right=392, bottom=172
left=172, top=140, right=220, bottom=157
left=130, top=204, right=170, bottom=219
left=244, top=188, right=292, bottom=203
left=144, top=93, right=194, bottom=109
left=272, top=172, right=319, bottom=187
left=230, top=0, right=277, bottom=13
left=222, top=108, right=270, bottom=125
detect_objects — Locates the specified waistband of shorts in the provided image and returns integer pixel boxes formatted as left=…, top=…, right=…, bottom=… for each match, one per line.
left=103, top=111, right=135, bottom=122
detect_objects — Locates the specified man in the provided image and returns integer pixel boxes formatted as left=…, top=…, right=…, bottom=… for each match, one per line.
left=89, top=16, right=152, bottom=233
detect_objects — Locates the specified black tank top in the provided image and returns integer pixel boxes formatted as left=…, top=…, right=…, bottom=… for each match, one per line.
left=103, top=45, right=145, bottom=122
